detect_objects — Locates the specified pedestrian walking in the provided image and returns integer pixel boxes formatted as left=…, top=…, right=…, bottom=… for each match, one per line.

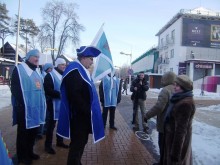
left=130, top=71, right=149, bottom=132
left=122, top=79, right=128, bottom=95
left=44, top=58, right=68, bottom=154
left=144, top=71, right=176, bottom=165
left=56, top=46, right=105, bottom=165
left=99, top=73, right=122, bottom=130
left=11, top=49, right=46, bottom=165
left=163, top=75, right=195, bottom=165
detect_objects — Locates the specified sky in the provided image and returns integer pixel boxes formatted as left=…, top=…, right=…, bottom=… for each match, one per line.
left=1, top=0, right=220, bottom=67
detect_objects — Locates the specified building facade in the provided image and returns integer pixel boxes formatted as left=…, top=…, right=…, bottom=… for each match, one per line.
left=131, top=47, right=159, bottom=74
left=156, top=7, right=220, bottom=81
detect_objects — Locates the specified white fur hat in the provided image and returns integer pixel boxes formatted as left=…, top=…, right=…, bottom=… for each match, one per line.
left=55, top=58, right=66, bottom=67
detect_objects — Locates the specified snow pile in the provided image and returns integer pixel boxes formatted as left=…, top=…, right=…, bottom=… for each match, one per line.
left=192, top=119, right=220, bottom=165
left=0, top=85, right=11, bottom=110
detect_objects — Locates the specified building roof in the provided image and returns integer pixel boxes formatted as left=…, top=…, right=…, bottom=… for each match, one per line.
left=156, top=7, right=220, bottom=36
left=9, top=43, right=26, bottom=58
left=131, top=47, right=157, bottom=64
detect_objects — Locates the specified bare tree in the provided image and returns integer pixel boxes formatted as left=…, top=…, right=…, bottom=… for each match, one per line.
left=41, top=0, right=84, bottom=64
left=0, top=3, right=13, bottom=57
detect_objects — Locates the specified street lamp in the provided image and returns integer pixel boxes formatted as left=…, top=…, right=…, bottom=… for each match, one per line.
left=120, top=51, right=132, bottom=86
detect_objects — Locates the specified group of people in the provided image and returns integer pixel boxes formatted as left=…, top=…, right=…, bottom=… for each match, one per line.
left=121, top=71, right=195, bottom=165
left=10, top=45, right=195, bottom=165
left=11, top=46, right=117, bottom=165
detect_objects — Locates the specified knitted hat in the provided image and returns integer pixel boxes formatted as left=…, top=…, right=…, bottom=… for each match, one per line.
left=76, top=46, right=101, bottom=57
left=43, top=63, right=53, bottom=72
left=55, top=58, right=66, bottom=67
left=26, top=49, right=40, bottom=60
left=175, top=75, right=193, bottom=91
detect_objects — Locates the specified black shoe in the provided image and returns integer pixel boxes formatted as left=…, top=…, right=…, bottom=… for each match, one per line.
left=18, top=158, right=32, bottom=165
left=110, top=126, right=117, bottom=130
left=56, top=142, right=69, bottom=148
left=45, top=147, right=56, bottom=154
left=30, top=153, right=40, bottom=160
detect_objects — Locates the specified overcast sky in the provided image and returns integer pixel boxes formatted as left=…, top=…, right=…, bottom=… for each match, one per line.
left=2, top=0, right=220, bottom=67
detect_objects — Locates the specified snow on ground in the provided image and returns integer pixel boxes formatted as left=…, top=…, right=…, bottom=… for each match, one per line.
left=192, top=119, right=220, bottom=165
left=0, top=85, right=11, bottom=111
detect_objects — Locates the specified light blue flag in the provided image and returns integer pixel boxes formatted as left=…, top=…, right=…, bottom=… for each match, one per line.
left=91, top=26, right=114, bottom=82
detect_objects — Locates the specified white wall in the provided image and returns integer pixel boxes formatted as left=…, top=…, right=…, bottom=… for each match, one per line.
left=132, top=54, right=154, bottom=73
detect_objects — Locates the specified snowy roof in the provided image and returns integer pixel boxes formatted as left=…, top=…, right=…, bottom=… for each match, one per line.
left=156, top=7, right=220, bottom=36
left=9, top=43, right=26, bottom=58
left=0, top=57, right=15, bottom=63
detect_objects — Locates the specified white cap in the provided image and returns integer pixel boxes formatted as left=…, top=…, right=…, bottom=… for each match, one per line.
left=55, top=58, right=66, bottom=67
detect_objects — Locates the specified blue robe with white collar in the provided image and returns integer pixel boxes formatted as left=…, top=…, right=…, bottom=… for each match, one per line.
left=57, top=61, right=105, bottom=143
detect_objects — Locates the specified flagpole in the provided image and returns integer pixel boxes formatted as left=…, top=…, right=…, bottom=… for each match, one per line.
left=15, top=0, right=21, bottom=66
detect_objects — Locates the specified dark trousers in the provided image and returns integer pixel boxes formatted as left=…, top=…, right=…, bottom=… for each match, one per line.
left=122, top=89, right=127, bottom=95
left=45, top=110, right=63, bottom=148
left=158, top=132, right=164, bottom=164
left=67, top=131, right=89, bottom=165
left=16, top=122, right=38, bottom=161
left=102, top=106, right=116, bottom=127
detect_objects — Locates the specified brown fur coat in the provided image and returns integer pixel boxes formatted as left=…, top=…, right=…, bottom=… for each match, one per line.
left=163, top=94, right=195, bottom=165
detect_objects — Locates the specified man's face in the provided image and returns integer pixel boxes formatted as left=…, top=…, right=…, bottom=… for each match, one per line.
left=57, top=63, right=66, bottom=72
left=28, top=56, right=39, bottom=66
left=81, top=57, right=94, bottom=69
left=46, top=68, right=52, bottom=73
left=139, top=73, right=145, bottom=80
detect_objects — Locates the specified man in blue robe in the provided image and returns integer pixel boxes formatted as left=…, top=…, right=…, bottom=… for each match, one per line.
left=99, top=73, right=122, bottom=130
left=57, top=46, right=105, bottom=165
left=44, top=58, right=68, bottom=154
left=11, top=49, right=46, bottom=165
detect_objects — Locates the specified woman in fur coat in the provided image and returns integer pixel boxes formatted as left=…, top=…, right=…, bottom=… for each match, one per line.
left=163, top=75, right=195, bottom=165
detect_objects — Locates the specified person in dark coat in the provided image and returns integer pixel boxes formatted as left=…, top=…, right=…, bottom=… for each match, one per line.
left=56, top=46, right=104, bottom=165
left=163, top=75, right=195, bottom=165
left=144, top=71, right=176, bottom=165
left=130, top=71, right=149, bottom=132
left=44, top=58, right=68, bottom=154
left=11, top=49, right=46, bottom=165
left=122, top=79, right=128, bottom=95
left=99, top=73, right=122, bottom=130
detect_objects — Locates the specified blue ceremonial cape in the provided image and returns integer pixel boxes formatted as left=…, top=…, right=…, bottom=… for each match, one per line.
left=57, top=61, right=105, bottom=143
left=49, top=69, right=62, bottom=120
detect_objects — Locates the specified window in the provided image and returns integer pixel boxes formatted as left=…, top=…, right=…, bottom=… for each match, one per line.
left=171, top=30, right=175, bottom=39
left=161, top=38, right=164, bottom=47
left=170, top=49, right=174, bottom=58
left=166, top=34, right=169, bottom=44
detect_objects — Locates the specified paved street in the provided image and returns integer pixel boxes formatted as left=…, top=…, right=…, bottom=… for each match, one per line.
left=0, top=90, right=219, bottom=165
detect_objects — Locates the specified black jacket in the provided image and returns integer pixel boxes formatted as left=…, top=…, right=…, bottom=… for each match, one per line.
left=130, top=78, right=149, bottom=100
left=62, top=69, right=92, bottom=133
left=99, top=77, right=122, bottom=106
left=43, top=68, right=62, bottom=112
